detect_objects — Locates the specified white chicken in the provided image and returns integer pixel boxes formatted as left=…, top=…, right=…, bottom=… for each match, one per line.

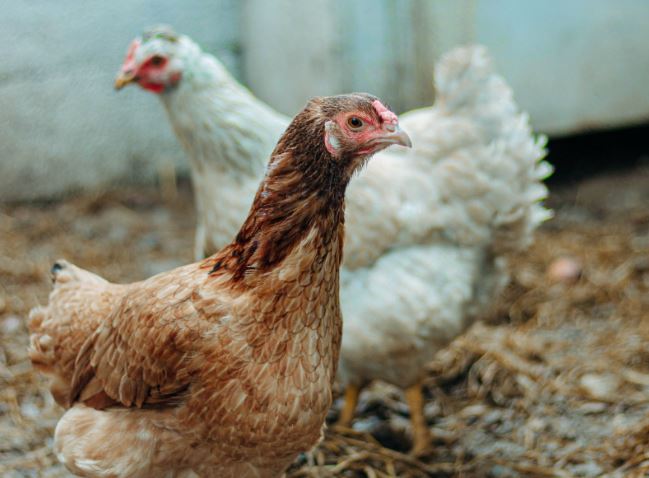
left=116, top=25, right=552, bottom=453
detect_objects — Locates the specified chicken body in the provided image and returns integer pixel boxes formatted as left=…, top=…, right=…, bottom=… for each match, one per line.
left=29, top=94, right=409, bottom=477
left=32, top=260, right=336, bottom=477
left=117, top=28, right=551, bottom=451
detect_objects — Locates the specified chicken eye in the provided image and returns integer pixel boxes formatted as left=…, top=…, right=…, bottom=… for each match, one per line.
left=347, top=116, right=364, bottom=130
left=150, top=55, right=165, bottom=66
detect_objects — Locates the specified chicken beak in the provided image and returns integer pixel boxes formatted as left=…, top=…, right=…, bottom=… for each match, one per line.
left=114, top=71, right=137, bottom=90
left=378, top=126, right=412, bottom=148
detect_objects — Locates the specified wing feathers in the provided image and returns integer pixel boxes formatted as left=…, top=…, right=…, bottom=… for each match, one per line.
left=30, top=262, right=221, bottom=412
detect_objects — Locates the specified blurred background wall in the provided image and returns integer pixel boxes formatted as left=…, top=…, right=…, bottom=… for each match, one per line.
left=0, top=0, right=240, bottom=201
left=1, top=0, right=648, bottom=201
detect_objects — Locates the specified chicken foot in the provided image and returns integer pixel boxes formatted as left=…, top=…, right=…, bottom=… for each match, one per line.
left=404, top=382, right=430, bottom=455
left=336, top=384, right=361, bottom=427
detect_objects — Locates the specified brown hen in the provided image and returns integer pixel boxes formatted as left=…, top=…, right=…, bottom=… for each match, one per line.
left=28, top=93, right=410, bottom=478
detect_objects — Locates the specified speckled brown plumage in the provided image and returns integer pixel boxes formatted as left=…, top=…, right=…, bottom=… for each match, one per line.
left=28, top=94, right=407, bottom=478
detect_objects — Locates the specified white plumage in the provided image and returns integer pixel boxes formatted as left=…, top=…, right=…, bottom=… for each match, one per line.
left=118, top=26, right=551, bottom=452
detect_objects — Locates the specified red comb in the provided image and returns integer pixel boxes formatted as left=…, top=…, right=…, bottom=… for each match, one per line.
left=372, top=100, right=398, bottom=125
left=121, top=39, right=141, bottom=71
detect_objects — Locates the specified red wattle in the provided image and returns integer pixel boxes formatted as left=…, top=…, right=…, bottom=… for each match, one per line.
left=141, top=82, right=165, bottom=94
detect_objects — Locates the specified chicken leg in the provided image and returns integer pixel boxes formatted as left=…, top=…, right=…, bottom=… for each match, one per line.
left=336, top=384, right=361, bottom=427
left=404, top=382, right=430, bottom=455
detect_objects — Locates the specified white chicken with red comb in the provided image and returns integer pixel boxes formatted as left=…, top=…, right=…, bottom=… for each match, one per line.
left=114, top=25, right=552, bottom=453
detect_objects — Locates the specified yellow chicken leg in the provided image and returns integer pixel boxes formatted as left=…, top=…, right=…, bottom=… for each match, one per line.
left=337, top=384, right=361, bottom=427
left=405, top=383, right=430, bottom=455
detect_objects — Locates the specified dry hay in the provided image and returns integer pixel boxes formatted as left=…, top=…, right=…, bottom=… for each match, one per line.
left=1, top=166, right=648, bottom=477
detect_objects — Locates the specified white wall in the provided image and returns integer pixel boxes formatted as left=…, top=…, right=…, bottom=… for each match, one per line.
left=242, top=0, right=437, bottom=117
left=2, top=0, right=648, bottom=200
left=243, top=0, right=649, bottom=134
left=473, top=0, right=649, bottom=134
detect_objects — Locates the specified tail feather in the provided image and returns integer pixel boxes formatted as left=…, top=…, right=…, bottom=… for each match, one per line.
left=434, top=45, right=513, bottom=123
left=439, top=45, right=552, bottom=253
left=28, top=260, right=117, bottom=408
left=50, top=259, right=108, bottom=286
left=28, top=307, right=56, bottom=371
left=400, top=45, right=552, bottom=253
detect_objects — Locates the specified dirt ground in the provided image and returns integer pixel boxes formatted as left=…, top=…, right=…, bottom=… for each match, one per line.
left=1, top=165, right=648, bottom=477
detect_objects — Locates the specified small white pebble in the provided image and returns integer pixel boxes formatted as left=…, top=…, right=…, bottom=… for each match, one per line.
left=579, top=373, right=620, bottom=399
left=1, top=315, right=23, bottom=334
left=21, top=402, right=40, bottom=419
left=526, top=417, right=546, bottom=432
left=459, top=404, right=487, bottom=418
left=578, top=402, right=608, bottom=414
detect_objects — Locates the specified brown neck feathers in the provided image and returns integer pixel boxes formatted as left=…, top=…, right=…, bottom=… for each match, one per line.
left=205, top=109, right=349, bottom=283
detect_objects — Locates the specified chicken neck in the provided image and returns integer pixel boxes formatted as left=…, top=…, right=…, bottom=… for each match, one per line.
left=159, top=51, right=288, bottom=256
left=160, top=52, right=285, bottom=177
left=205, top=131, right=348, bottom=286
